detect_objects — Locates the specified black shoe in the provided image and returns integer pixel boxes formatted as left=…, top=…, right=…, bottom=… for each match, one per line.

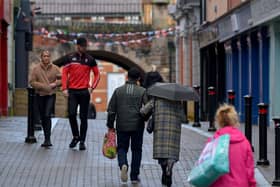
left=41, top=140, right=52, bottom=147
left=165, top=174, right=172, bottom=187
left=69, top=138, right=80, bottom=148
left=161, top=171, right=167, bottom=185
left=79, top=142, right=86, bottom=150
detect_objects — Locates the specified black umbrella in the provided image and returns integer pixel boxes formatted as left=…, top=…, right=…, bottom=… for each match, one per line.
left=147, top=83, right=199, bottom=101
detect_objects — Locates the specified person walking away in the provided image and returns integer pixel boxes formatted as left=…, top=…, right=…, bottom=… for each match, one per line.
left=106, top=67, right=148, bottom=184
left=141, top=96, right=184, bottom=187
left=209, top=104, right=256, bottom=187
left=62, top=37, right=100, bottom=151
left=29, top=50, right=61, bottom=147
left=154, top=98, right=184, bottom=187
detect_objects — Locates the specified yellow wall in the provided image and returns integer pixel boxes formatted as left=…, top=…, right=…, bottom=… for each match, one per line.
left=142, top=1, right=176, bottom=26
left=143, top=4, right=153, bottom=25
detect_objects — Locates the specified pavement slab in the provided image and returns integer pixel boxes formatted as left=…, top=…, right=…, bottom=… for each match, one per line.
left=0, top=117, right=276, bottom=187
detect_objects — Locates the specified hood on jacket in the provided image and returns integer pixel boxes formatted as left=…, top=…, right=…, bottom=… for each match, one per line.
left=213, top=126, right=246, bottom=144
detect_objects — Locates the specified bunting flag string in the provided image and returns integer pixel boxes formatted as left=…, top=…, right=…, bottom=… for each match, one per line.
left=33, top=26, right=180, bottom=48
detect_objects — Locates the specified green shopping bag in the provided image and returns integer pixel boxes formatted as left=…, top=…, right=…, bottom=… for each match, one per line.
left=187, top=134, right=230, bottom=187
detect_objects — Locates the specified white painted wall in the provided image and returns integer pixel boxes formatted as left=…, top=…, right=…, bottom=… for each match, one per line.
left=107, top=73, right=126, bottom=104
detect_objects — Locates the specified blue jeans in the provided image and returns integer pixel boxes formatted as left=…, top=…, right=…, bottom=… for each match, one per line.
left=117, top=128, right=144, bottom=180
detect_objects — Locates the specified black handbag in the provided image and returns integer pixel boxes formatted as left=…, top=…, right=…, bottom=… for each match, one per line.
left=146, top=114, right=154, bottom=134
left=140, top=100, right=154, bottom=121
left=146, top=99, right=155, bottom=134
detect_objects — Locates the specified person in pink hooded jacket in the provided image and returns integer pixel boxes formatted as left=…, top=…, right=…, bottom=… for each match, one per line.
left=210, top=104, right=256, bottom=187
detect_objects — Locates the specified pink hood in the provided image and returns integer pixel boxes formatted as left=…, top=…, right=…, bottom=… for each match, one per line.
left=210, top=126, right=256, bottom=187
left=213, top=126, right=246, bottom=144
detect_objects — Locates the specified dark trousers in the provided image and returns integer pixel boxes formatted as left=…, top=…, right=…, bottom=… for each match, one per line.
left=117, top=128, right=144, bottom=179
left=68, top=89, right=90, bottom=142
left=37, top=94, right=56, bottom=141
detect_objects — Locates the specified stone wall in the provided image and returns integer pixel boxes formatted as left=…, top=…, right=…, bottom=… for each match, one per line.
left=13, top=89, right=67, bottom=117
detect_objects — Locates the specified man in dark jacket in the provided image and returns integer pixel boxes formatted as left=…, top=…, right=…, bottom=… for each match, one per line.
left=106, top=67, right=148, bottom=184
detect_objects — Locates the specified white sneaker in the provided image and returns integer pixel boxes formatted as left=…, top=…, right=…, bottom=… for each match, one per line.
left=121, top=165, right=128, bottom=182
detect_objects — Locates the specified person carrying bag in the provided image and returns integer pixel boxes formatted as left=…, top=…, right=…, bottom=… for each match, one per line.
left=102, top=129, right=117, bottom=159
left=188, top=134, right=230, bottom=187
left=188, top=104, right=256, bottom=187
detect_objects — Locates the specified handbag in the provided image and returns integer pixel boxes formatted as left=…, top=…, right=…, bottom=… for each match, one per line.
left=140, top=99, right=154, bottom=121
left=144, top=99, right=155, bottom=133
left=187, top=134, right=230, bottom=187
left=146, top=114, right=154, bottom=134
left=102, top=130, right=117, bottom=159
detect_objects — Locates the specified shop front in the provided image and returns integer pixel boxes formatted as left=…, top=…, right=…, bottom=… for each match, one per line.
left=199, top=23, right=226, bottom=120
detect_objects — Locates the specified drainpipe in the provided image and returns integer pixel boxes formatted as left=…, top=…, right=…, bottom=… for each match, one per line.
left=258, top=31, right=263, bottom=103
left=175, top=29, right=180, bottom=83
left=247, top=35, right=252, bottom=95
left=189, top=31, right=193, bottom=86
left=180, top=36, right=184, bottom=84
left=237, top=39, right=242, bottom=113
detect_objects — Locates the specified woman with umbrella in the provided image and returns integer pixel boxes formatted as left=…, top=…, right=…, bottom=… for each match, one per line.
left=141, top=83, right=199, bottom=187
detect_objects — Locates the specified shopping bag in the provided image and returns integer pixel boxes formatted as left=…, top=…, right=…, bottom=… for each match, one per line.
left=187, top=134, right=230, bottom=187
left=102, top=130, right=117, bottom=159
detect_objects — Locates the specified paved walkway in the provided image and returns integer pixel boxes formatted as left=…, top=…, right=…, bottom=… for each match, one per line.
left=0, top=116, right=275, bottom=187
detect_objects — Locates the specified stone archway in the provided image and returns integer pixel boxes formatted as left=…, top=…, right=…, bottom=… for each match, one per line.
left=53, top=50, right=146, bottom=77
left=32, top=35, right=172, bottom=81
left=53, top=50, right=149, bottom=113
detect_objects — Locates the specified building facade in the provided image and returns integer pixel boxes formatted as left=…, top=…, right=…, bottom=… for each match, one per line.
left=169, top=0, right=201, bottom=86
left=199, top=0, right=280, bottom=124
left=12, top=0, right=176, bottom=114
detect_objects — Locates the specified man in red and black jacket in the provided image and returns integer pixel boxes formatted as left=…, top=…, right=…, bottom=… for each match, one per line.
left=62, top=37, right=100, bottom=150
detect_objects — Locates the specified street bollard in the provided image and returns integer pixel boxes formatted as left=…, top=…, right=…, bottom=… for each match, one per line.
left=257, top=103, right=270, bottom=166
left=25, top=87, right=37, bottom=143
left=227, top=90, right=235, bottom=106
left=207, top=86, right=216, bottom=132
left=192, top=85, right=201, bottom=127
left=244, top=95, right=254, bottom=152
left=272, top=118, right=280, bottom=186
